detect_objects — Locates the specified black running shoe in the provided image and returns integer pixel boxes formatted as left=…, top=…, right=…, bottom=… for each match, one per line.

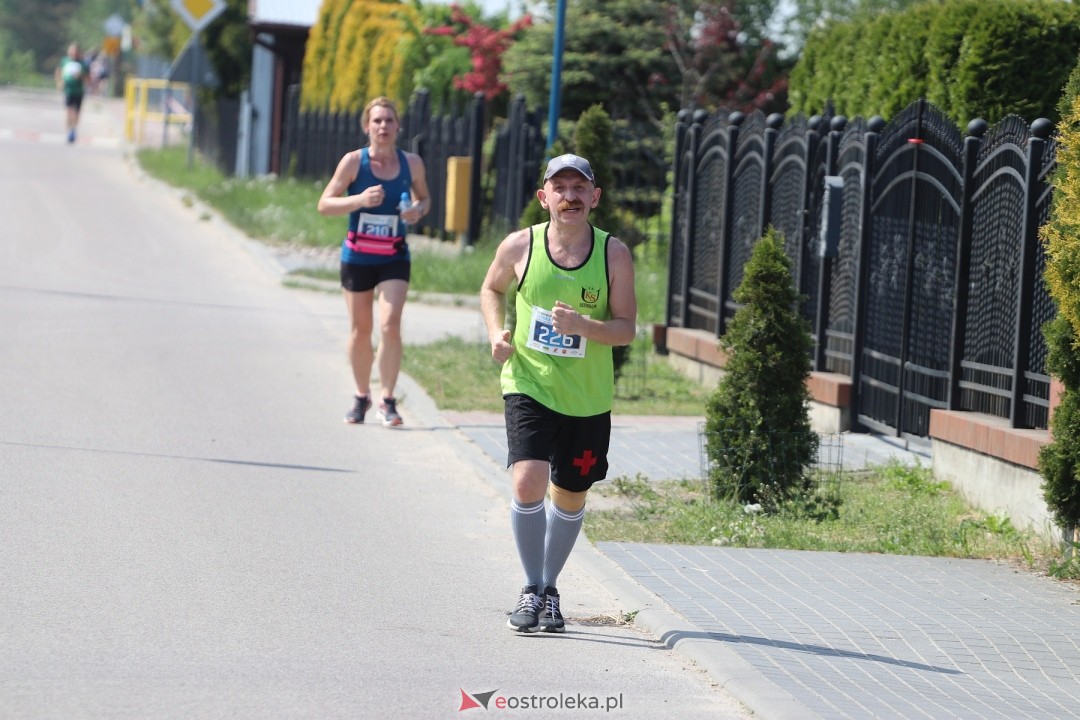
left=344, top=395, right=372, bottom=424
left=539, top=586, right=565, bottom=633
left=507, top=584, right=542, bottom=633
left=378, top=397, right=403, bottom=427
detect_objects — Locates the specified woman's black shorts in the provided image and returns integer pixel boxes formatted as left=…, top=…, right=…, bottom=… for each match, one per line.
left=340, top=259, right=410, bottom=293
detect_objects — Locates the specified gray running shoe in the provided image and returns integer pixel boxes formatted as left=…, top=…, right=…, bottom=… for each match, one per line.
left=344, top=395, right=372, bottom=424
left=539, top=586, right=565, bottom=633
left=507, top=584, right=542, bottom=633
left=378, top=397, right=403, bottom=427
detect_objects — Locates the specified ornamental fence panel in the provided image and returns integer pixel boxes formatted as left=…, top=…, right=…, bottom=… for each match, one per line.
left=668, top=98, right=1056, bottom=437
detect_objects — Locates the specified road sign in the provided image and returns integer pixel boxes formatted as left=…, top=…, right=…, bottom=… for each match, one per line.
left=170, top=0, right=227, bottom=32
left=167, top=37, right=219, bottom=88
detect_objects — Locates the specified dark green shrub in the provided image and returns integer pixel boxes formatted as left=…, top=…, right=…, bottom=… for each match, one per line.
left=789, top=0, right=1080, bottom=125
left=949, top=0, right=1080, bottom=125
left=923, top=0, right=981, bottom=113
left=1038, top=59, right=1080, bottom=536
left=572, top=104, right=617, bottom=234
left=1039, top=317, right=1080, bottom=533
left=704, top=227, right=818, bottom=507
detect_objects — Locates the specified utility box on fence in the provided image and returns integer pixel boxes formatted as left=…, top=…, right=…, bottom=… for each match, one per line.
left=445, top=156, right=472, bottom=238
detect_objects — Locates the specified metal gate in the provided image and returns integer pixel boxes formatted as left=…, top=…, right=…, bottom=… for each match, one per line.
left=857, top=101, right=964, bottom=438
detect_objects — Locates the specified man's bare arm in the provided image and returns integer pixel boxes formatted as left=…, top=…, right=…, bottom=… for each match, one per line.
left=480, top=230, right=529, bottom=363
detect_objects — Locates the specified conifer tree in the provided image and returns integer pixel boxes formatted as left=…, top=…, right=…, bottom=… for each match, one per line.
left=1037, top=66, right=1080, bottom=538
left=704, top=227, right=817, bottom=507
left=301, top=0, right=418, bottom=112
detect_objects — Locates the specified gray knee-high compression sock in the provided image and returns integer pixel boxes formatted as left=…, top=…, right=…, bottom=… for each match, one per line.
left=510, top=498, right=547, bottom=588
left=542, top=502, right=585, bottom=590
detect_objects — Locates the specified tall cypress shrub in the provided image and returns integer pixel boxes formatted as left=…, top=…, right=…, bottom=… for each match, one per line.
left=704, top=228, right=818, bottom=507
left=571, top=105, right=618, bottom=235
left=300, top=0, right=418, bottom=113
left=1038, top=67, right=1080, bottom=538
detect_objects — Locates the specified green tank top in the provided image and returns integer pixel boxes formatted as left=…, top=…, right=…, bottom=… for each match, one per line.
left=501, top=223, right=613, bottom=416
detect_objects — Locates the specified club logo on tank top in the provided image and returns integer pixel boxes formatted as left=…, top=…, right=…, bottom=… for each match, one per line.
left=580, top=286, right=600, bottom=308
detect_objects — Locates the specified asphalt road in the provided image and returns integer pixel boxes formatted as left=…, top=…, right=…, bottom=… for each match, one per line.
left=0, top=88, right=753, bottom=718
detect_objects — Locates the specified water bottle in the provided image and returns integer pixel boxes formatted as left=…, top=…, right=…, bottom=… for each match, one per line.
left=398, top=192, right=412, bottom=234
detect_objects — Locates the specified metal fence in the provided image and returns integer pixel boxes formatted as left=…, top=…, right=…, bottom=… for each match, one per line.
left=667, top=99, right=1057, bottom=440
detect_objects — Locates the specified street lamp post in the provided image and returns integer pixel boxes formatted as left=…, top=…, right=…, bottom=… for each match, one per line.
left=545, top=0, right=567, bottom=154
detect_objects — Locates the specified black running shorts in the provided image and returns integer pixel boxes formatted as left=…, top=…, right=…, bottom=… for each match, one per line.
left=340, top=259, right=410, bottom=293
left=504, top=393, right=611, bottom=492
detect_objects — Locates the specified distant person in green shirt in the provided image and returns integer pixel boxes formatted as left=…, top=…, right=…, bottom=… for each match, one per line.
left=480, top=154, right=638, bottom=634
left=55, top=43, right=87, bottom=144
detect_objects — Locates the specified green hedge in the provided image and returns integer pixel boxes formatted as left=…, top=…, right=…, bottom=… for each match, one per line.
left=789, top=0, right=1080, bottom=125
left=300, top=0, right=418, bottom=113
left=1039, top=59, right=1080, bottom=533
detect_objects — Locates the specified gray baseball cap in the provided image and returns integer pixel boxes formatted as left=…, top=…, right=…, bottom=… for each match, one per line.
left=543, top=153, right=595, bottom=183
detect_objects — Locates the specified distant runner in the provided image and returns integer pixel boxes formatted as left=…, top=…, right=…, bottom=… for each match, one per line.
left=55, top=43, right=87, bottom=144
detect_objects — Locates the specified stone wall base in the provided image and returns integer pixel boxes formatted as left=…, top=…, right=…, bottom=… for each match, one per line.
left=931, top=439, right=1057, bottom=542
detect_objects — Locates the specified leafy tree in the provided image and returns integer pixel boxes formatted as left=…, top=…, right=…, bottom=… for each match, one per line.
left=130, top=0, right=183, bottom=60
left=0, top=0, right=130, bottom=77
left=781, top=0, right=924, bottom=54
left=397, top=1, right=477, bottom=113
left=200, top=0, right=250, bottom=98
left=425, top=3, right=531, bottom=102
left=704, top=227, right=818, bottom=508
left=503, top=0, right=789, bottom=129
left=0, top=28, right=36, bottom=84
left=663, top=1, right=788, bottom=114
left=0, top=0, right=75, bottom=72
left=502, top=0, right=673, bottom=125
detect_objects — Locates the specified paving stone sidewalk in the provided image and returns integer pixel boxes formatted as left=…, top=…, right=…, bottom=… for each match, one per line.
left=600, top=543, right=1080, bottom=720
left=444, top=409, right=1080, bottom=720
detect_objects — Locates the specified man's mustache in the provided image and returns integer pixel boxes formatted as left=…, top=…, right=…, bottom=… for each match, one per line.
left=557, top=200, right=585, bottom=212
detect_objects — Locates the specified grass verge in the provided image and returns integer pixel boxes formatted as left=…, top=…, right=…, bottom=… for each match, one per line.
left=135, top=146, right=671, bottom=323
left=587, top=463, right=1080, bottom=580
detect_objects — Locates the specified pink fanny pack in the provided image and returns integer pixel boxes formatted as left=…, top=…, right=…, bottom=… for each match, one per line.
left=346, top=231, right=406, bottom=256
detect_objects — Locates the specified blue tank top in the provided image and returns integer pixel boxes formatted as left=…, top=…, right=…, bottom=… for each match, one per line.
left=341, top=147, right=413, bottom=265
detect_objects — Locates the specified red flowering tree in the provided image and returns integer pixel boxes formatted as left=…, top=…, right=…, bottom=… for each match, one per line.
left=664, top=0, right=788, bottom=115
left=426, top=4, right=532, bottom=101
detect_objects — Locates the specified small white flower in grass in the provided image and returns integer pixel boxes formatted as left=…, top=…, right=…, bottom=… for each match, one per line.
left=743, top=503, right=762, bottom=515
